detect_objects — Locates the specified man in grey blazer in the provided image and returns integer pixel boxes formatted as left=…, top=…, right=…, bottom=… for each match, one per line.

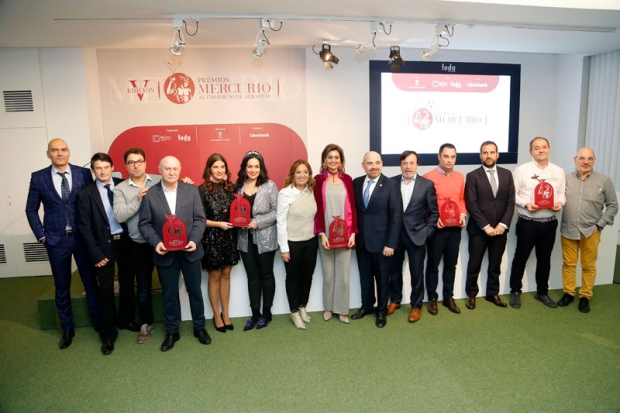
left=388, top=151, right=439, bottom=323
left=138, top=156, right=209, bottom=352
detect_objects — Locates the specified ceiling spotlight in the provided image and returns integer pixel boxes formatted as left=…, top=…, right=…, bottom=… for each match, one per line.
left=420, top=23, right=454, bottom=61
left=388, top=46, right=405, bottom=70
left=169, top=18, right=186, bottom=56
left=421, top=43, right=440, bottom=61
left=314, top=44, right=339, bottom=68
left=252, top=28, right=270, bottom=60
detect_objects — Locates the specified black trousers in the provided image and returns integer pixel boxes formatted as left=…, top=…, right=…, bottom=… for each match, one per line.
left=509, top=217, right=558, bottom=295
left=390, top=231, right=427, bottom=309
left=356, top=243, right=391, bottom=316
left=465, top=231, right=508, bottom=297
left=425, top=226, right=462, bottom=301
left=239, top=234, right=276, bottom=314
left=284, top=237, right=318, bottom=312
left=129, top=240, right=155, bottom=325
left=114, top=235, right=134, bottom=327
left=157, top=253, right=205, bottom=334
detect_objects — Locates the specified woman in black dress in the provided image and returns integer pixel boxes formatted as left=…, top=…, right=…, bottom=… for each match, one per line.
left=199, top=153, right=239, bottom=333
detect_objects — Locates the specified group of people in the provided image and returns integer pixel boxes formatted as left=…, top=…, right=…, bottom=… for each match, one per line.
left=26, top=137, right=617, bottom=355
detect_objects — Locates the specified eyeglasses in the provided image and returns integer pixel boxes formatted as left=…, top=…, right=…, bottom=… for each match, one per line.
left=577, top=157, right=595, bottom=162
left=126, top=160, right=145, bottom=167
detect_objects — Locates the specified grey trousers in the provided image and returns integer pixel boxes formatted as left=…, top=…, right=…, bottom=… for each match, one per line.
left=318, top=243, right=352, bottom=315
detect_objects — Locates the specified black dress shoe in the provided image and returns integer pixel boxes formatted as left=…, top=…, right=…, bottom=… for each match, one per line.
left=222, top=312, right=234, bottom=331
left=213, top=319, right=226, bottom=333
left=101, top=340, right=114, bottom=355
left=557, top=293, right=575, bottom=307
left=160, top=333, right=180, bottom=352
left=351, top=308, right=374, bottom=320
left=59, top=329, right=75, bottom=350
left=579, top=297, right=590, bottom=313
left=194, top=328, right=212, bottom=345
left=535, top=294, right=558, bottom=308
left=118, top=322, right=142, bottom=332
left=375, top=314, right=387, bottom=328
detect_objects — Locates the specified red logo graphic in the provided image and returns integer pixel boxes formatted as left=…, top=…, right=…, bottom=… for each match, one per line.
left=128, top=79, right=155, bottom=101
left=164, top=73, right=195, bottom=104
left=413, top=108, right=433, bottom=130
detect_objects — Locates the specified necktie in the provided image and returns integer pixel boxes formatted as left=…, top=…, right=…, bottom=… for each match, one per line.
left=489, top=170, right=498, bottom=197
left=363, top=180, right=374, bottom=207
left=58, top=172, right=69, bottom=202
left=104, top=184, right=114, bottom=207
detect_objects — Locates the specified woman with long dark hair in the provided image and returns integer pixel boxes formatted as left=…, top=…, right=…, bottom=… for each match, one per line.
left=236, top=150, right=278, bottom=331
left=277, top=160, right=318, bottom=330
left=314, top=144, right=357, bottom=324
left=198, top=153, right=239, bottom=333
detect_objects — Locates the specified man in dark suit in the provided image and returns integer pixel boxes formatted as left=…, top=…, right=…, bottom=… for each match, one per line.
left=388, top=151, right=439, bottom=323
left=138, top=156, right=210, bottom=351
left=77, top=153, right=131, bottom=355
left=464, top=141, right=515, bottom=309
left=351, top=151, right=403, bottom=328
left=25, top=138, right=100, bottom=349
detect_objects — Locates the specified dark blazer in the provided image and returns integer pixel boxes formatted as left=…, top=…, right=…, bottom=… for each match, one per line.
left=391, top=174, right=439, bottom=246
left=353, top=173, right=403, bottom=253
left=138, top=181, right=206, bottom=266
left=465, top=166, right=515, bottom=235
left=76, top=177, right=125, bottom=264
left=25, top=164, right=94, bottom=245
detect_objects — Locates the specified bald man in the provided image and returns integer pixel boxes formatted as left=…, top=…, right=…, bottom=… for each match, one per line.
left=26, top=138, right=100, bottom=349
left=559, top=147, right=618, bottom=313
left=138, top=156, right=209, bottom=351
left=351, top=151, right=403, bottom=328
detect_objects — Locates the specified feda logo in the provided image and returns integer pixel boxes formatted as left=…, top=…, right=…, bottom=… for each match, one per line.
left=164, top=73, right=195, bottom=104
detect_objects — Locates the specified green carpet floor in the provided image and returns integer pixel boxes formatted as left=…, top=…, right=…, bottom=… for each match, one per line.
left=1, top=276, right=619, bottom=412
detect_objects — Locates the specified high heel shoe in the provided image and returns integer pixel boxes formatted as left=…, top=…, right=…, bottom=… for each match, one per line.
left=221, top=312, right=234, bottom=331
left=213, top=318, right=226, bottom=333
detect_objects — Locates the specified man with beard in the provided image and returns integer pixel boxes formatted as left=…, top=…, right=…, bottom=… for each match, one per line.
left=464, top=141, right=515, bottom=310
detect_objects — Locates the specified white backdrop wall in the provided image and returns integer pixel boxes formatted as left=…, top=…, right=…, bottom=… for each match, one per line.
left=1, top=47, right=616, bottom=321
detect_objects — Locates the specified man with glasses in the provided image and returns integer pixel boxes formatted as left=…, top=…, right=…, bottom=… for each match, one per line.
left=558, top=147, right=617, bottom=313
left=113, top=148, right=161, bottom=343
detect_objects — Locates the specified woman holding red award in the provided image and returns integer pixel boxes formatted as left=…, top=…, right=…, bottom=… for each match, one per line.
left=277, top=160, right=318, bottom=330
left=235, top=150, right=278, bottom=331
left=314, top=144, right=358, bottom=324
left=198, top=154, right=239, bottom=333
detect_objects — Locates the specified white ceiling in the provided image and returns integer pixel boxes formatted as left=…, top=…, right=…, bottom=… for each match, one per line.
left=1, top=0, right=620, bottom=56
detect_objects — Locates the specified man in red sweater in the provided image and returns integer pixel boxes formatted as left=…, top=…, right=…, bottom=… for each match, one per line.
left=423, top=143, right=467, bottom=315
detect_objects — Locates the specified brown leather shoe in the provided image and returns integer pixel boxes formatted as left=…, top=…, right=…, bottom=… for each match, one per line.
left=428, top=299, right=438, bottom=315
left=386, top=303, right=401, bottom=315
left=485, top=295, right=508, bottom=307
left=408, top=308, right=421, bottom=323
left=466, top=296, right=476, bottom=310
left=443, top=298, right=461, bottom=314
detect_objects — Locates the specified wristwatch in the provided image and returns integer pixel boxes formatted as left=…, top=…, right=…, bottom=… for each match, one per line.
left=596, top=225, right=603, bottom=232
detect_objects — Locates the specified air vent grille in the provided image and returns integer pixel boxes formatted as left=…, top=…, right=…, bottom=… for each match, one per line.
left=24, top=242, right=48, bottom=262
left=0, top=244, right=6, bottom=264
left=4, top=90, right=34, bottom=112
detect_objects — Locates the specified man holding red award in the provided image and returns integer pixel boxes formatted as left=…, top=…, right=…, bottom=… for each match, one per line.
left=138, top=156, right=210, bottom=351
left=508, top=137, right=566, bottom=309
left=423, top=143, right=467, bottom=315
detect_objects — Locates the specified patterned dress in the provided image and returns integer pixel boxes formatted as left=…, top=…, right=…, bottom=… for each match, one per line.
left=200, top=183, right=240, bottom=271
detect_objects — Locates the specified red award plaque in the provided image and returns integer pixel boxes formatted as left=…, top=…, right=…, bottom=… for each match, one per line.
left=440, top=197, right=460, bottom=227
left=230, top=194, right=251, bottom=227
left=534, top=179, right=554, bottom=209
left=328, top=215, right=349, bottom=249
left=163, top=214, right=187, bottom=251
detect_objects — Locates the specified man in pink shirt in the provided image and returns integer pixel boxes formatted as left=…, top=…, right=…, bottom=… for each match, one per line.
left=423, top=143, right=467, bottom=315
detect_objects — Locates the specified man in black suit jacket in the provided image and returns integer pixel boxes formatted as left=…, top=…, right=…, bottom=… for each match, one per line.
left=464, top=141, right=515, bottom=309
left=138, top=156, right=209, bottom=351
left=25, top=138, right=99, bottom=350
left=77, top=153, right=131, bottom=355
left=388, top=151, right=439, bottom=323
left=351, top=151, right=403, bottom=328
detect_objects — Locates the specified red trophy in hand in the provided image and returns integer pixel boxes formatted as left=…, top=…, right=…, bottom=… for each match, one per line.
left=230, top=194, right=251, bottom=227
left=440, top=197, right=460, bottom=227
left=328, top=215, right=350, bottom=248
left=534, top=178, right=554, bottom=209
left=163, top=214, right=187, bottom=251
